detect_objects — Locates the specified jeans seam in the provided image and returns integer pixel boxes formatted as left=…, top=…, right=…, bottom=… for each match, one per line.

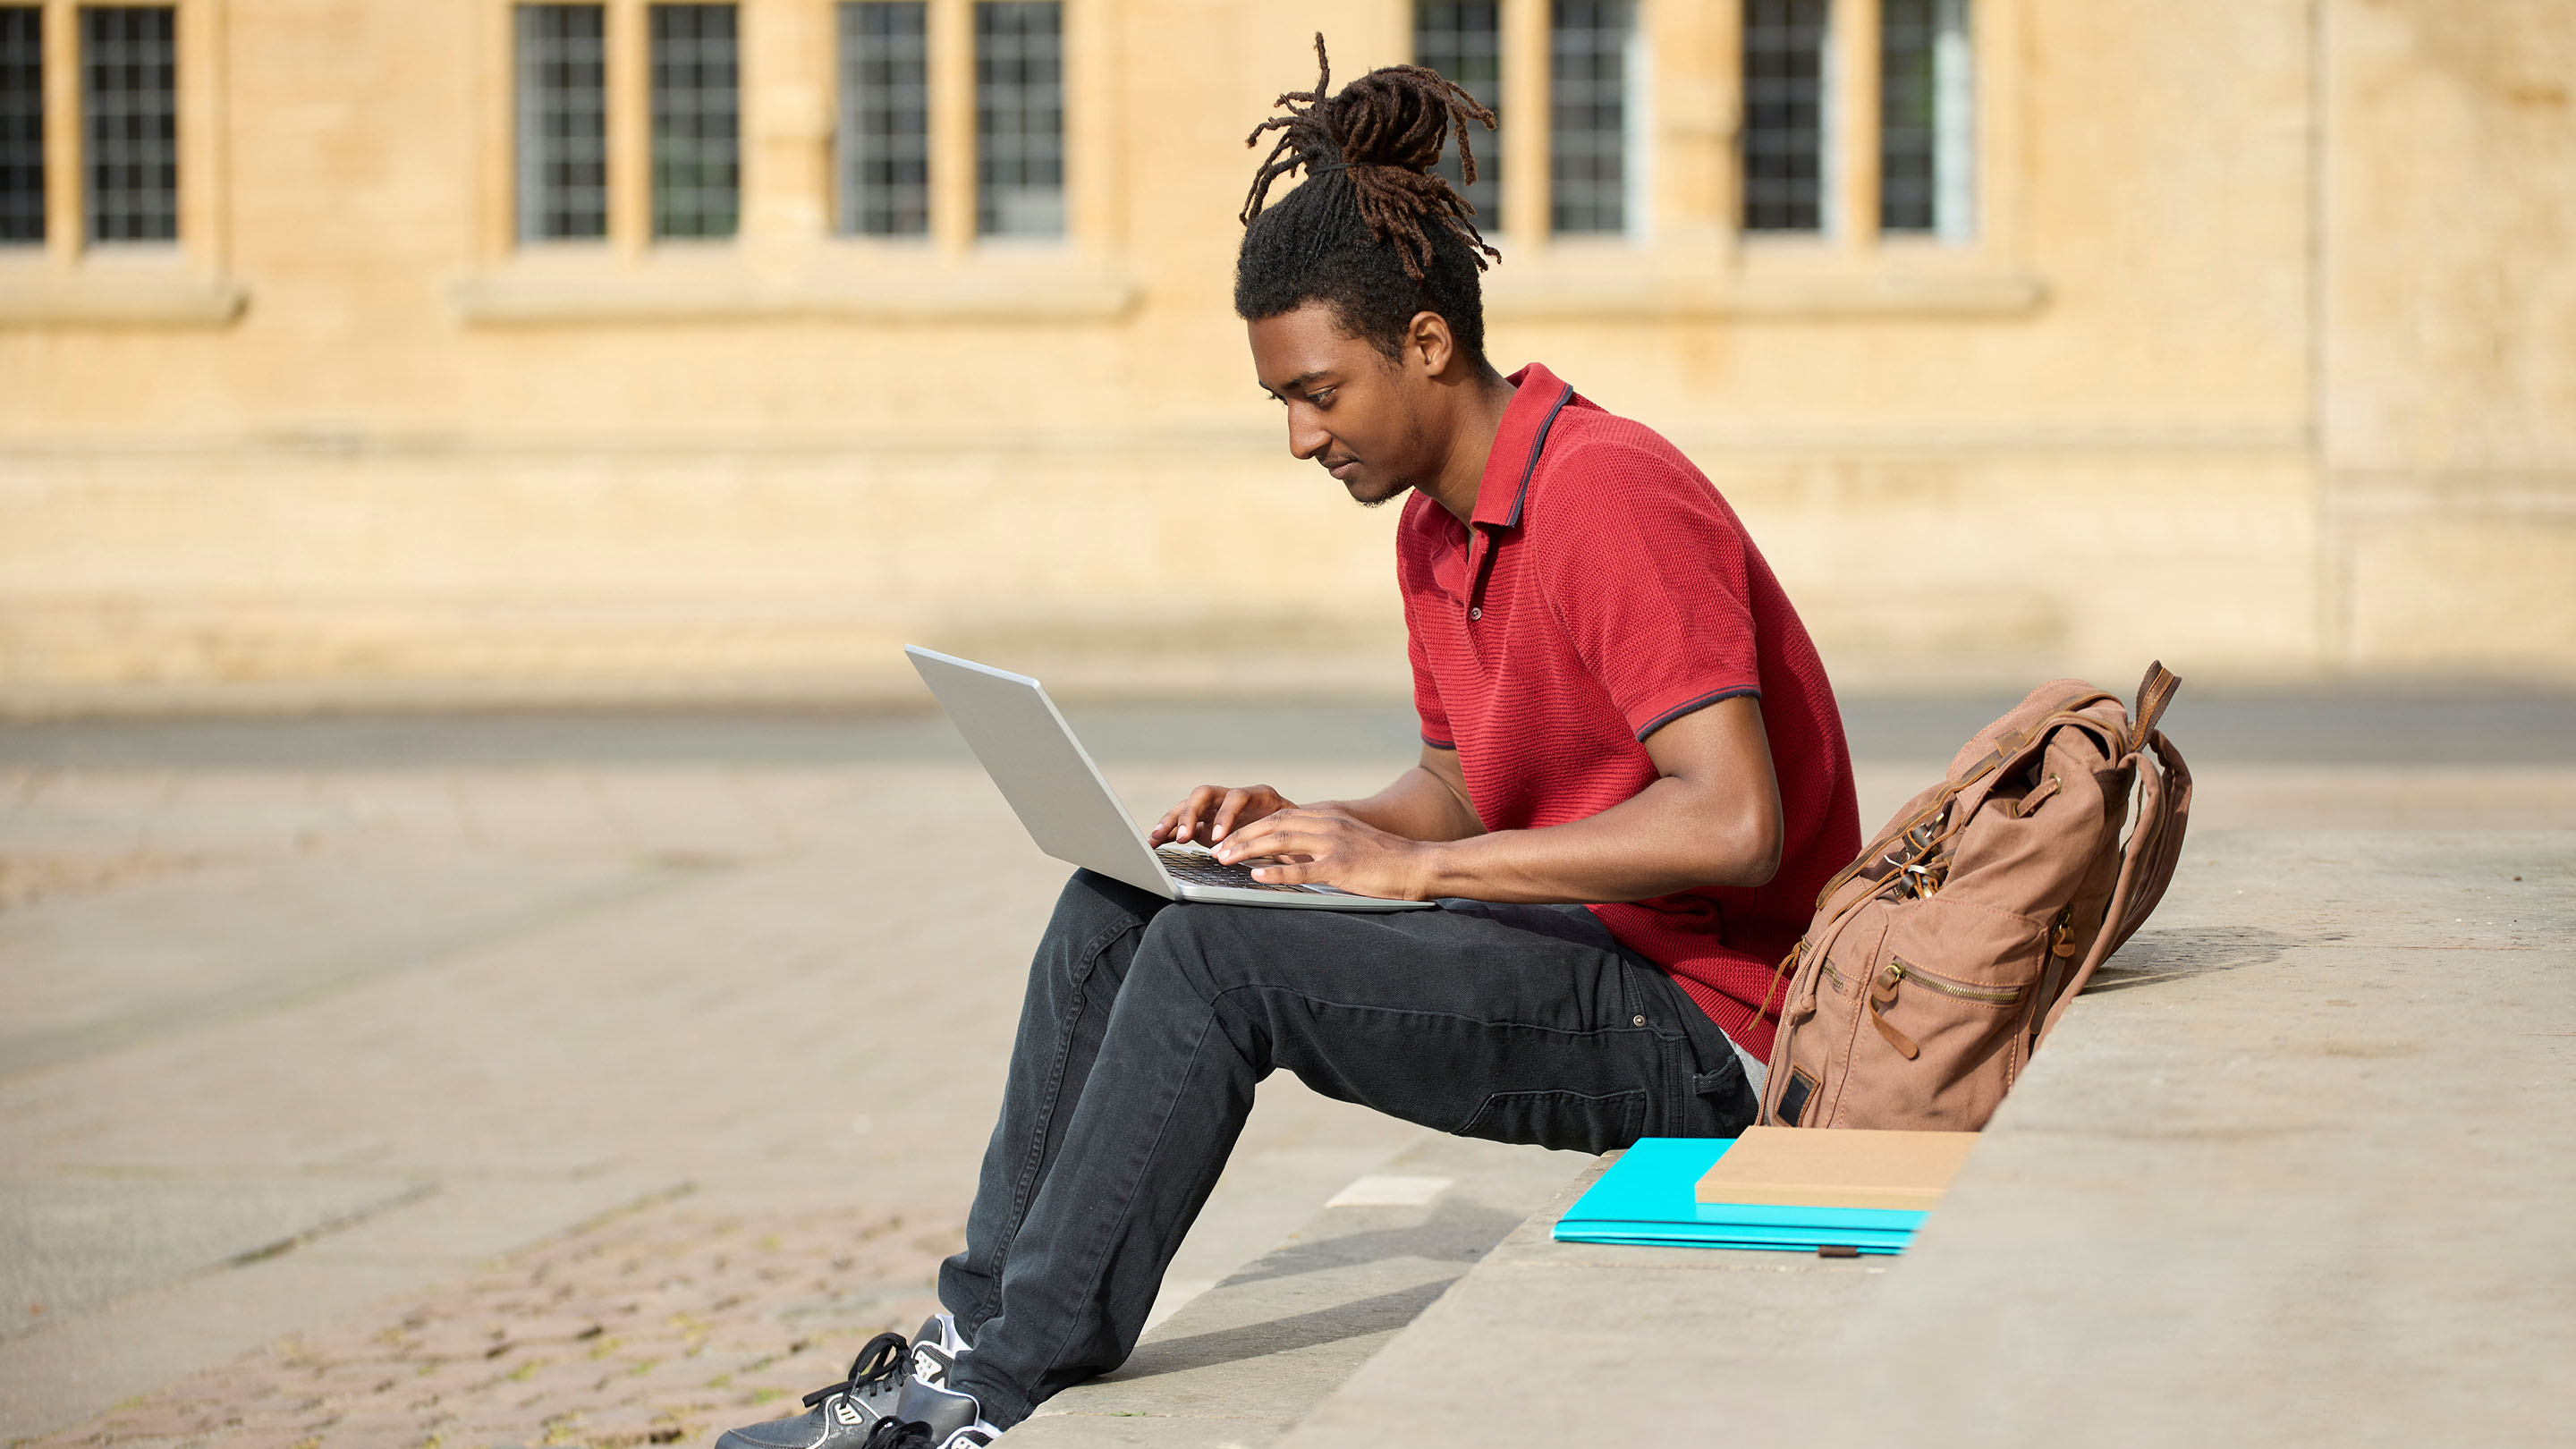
left=1016, top=995, right=1238, bottom=1417
left=979, top=912, right=1139, bottom=1325
left=1205, top=983, right=1678, bottom=1140
left=1204, top=981, right=1657, bottom=1042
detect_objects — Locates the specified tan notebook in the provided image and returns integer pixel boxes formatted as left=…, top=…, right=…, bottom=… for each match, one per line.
left=1694, top=1126, right=1980, bottom=1211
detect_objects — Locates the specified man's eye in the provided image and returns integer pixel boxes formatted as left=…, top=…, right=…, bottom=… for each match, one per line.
left=1306, top=389, right=1335, bottom=406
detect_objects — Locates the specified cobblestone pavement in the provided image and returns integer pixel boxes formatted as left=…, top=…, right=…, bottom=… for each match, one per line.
left=25, top=1194, right=951, bottom=1449
left=0, top=750, right=1421, bottom=1445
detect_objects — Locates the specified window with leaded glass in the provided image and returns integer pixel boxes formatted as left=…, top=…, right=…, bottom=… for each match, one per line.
left=1549, top=0, right=1631, bottom=236
left=974, top=1, right=1061, bottom=238
left=650, top=4, right=739, bottom=240
left=838, top=2, right=929, bottom=237
left=0, top=6, right=40, bottom=244
left=516, top=4, right=608, bottom=241
left=83, top=5, right=178, bottom=243
left=1742, top=0, right=1829, bottom=233
left=1413, top=2, right=1501, bottom=228
left=1880, top=0, right=1972, bottom=239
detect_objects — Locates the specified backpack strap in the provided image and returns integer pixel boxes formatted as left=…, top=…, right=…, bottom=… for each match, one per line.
left=2110, top=729, right=2194, bottom=950
left=2130, top=660, right=2181, bottom=753
left=2035, top=674, right=2195, bottom=1048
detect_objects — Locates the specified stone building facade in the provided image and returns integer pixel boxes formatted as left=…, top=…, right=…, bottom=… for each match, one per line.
left=0, top=0, right=2569, bottom=709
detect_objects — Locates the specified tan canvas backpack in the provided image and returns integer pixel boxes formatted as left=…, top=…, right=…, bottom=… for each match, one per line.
left=1758, top=664, right=2193, bottom=1131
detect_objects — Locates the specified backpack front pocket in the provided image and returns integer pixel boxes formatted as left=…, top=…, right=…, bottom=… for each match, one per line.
left=1854, top=941, right=2041, bottom=1128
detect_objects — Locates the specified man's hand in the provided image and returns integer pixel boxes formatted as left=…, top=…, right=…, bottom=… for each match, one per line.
left=1212, top=806, right=1438, bottom=900
left=1150, top=784, right=1297, bottom=847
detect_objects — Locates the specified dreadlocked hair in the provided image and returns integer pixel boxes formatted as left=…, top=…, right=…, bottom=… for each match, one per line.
left=1234, top=34, right=1501, bottom=362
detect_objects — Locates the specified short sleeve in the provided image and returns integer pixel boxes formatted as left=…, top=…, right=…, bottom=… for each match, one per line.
left=1408, top=623, right=1455, bottom=748
left=1531, top=444, right=1762, bottom=740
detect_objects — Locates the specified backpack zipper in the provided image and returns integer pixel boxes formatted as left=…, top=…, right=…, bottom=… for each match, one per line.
left=1886, top=956, right=2025, bottom=1004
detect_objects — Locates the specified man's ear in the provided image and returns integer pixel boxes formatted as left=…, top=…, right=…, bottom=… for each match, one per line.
left=1406, top=310, right=1456, bottom=379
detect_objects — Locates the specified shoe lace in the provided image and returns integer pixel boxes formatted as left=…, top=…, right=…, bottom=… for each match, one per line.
left=800, top=1331, right=911, bottom=1410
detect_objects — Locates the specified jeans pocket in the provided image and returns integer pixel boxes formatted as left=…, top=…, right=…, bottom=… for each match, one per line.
left=1457, top=1088, right=1648, bottom=1155
left=1686, top=1062, right=1760, bottom=1138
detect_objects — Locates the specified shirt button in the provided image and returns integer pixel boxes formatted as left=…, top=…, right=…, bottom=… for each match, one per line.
left=1632, top=1014, right=1647, bottom=1027
left=1469, top=606, right=1482, bottom=621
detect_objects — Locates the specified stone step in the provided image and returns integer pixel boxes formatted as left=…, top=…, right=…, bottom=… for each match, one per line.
left=1004, top=1132, right=1589, bottom=1447
left=1275, top=830, right=2576, bottom=1446
left=1271, top=1151, right=1886, bottom=1449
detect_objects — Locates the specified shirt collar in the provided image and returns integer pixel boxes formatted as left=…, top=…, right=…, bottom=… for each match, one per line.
left=1469, top=363, right=1578, bottom=531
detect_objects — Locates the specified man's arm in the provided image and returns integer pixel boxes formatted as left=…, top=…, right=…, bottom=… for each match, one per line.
left=1208, top=695, right=1783, bottom=902
left=1148, top=741, right=1484, bottom=849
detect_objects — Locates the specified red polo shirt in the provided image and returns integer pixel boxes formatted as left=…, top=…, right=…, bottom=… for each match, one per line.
left=1397, top=364, right=1860, bottom=1058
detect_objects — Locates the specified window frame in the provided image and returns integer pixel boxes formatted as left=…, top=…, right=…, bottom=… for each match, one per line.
left=514, top=2, right=612, bottom=243
left=1875, top=0, right=1975, bottom=241
left=0, top=4, right=43, bottom=246
left=647, top=1, right=744, bottom=241
left=1726, top=0, right=2024, bottom=271
left=835, top=0, right=931, bottom=239
left=80, top=1, right=182, bottom=244
left=1412, top=0, right=1658, bottom=247
left=1546, top=0, right=1644, bottom=240
left=1468, top=0, right=2032, bottom=319
left=970, top=0, right=1063, bottom=240
left=0, top=0, right=241, bottom=327
left=465, top=0, right=1124, bottom=322
left=1739, top=0, right=1834, bottom=235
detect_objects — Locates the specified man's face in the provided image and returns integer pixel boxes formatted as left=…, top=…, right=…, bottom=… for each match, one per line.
left=1248, top=303, right=1436, bottom=507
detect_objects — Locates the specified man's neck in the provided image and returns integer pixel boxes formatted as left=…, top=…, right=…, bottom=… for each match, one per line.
left=1418, top=367, right=1521, bottom=526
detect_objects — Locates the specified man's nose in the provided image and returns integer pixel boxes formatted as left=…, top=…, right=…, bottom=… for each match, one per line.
left=1286, top=410, right=1330, bottom=462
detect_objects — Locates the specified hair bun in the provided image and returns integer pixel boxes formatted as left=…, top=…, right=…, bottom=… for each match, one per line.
left=1241, top=34, right=1501, bottom=282
left=1329, top=70, right=1465, bottom=174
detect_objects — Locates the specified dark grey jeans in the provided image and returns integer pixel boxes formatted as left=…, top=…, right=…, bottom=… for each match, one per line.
left=936, top=869, right=1758, bottom=1426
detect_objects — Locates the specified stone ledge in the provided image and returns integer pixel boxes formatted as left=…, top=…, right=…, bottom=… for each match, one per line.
left=1268, top=1149, right=1889, bottom=1449
left=452, top=256, right=1141, bottom=326
left=1004, top=1132, right=1589, bottom=1448
left=1487, top=267, right=2046, bottom=320
left=0, top=267, right=249, bottom=327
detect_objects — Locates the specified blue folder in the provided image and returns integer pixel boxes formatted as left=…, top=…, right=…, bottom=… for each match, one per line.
left=1550, top=1137, right=1928, bottom=1255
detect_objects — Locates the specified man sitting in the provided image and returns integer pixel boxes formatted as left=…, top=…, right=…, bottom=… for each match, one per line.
left=717, top=38, right=1860, bottom=1449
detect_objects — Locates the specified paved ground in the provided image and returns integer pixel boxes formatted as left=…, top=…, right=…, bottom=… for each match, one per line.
left=0, top=738, right=1432, bottom=1445
left=7, top=690, right=2576, bottom=769
left=2, top=694, right=2572, bottom=1447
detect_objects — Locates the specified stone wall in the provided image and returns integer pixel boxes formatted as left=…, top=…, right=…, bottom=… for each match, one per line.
left=0, top=0, right=2567, bottom=709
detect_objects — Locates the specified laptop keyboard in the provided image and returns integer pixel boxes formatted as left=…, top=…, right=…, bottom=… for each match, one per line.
left=1157, top=848, right=1318, bottom=894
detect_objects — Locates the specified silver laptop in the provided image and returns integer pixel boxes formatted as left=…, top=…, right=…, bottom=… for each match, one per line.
left=907, top=646, right=1436, bottom=911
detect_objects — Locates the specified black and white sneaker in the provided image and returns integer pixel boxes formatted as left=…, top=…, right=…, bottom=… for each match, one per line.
left=902, top=1312, right=970, bottom=1399
left=879, top=1313, right=999, bottom=1449
left=883, top=1366, right=1001, bottom=1449
left=713, top=1329, right=912, bottom=1449
left=716, top=1315, right=1000, bottom=1449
